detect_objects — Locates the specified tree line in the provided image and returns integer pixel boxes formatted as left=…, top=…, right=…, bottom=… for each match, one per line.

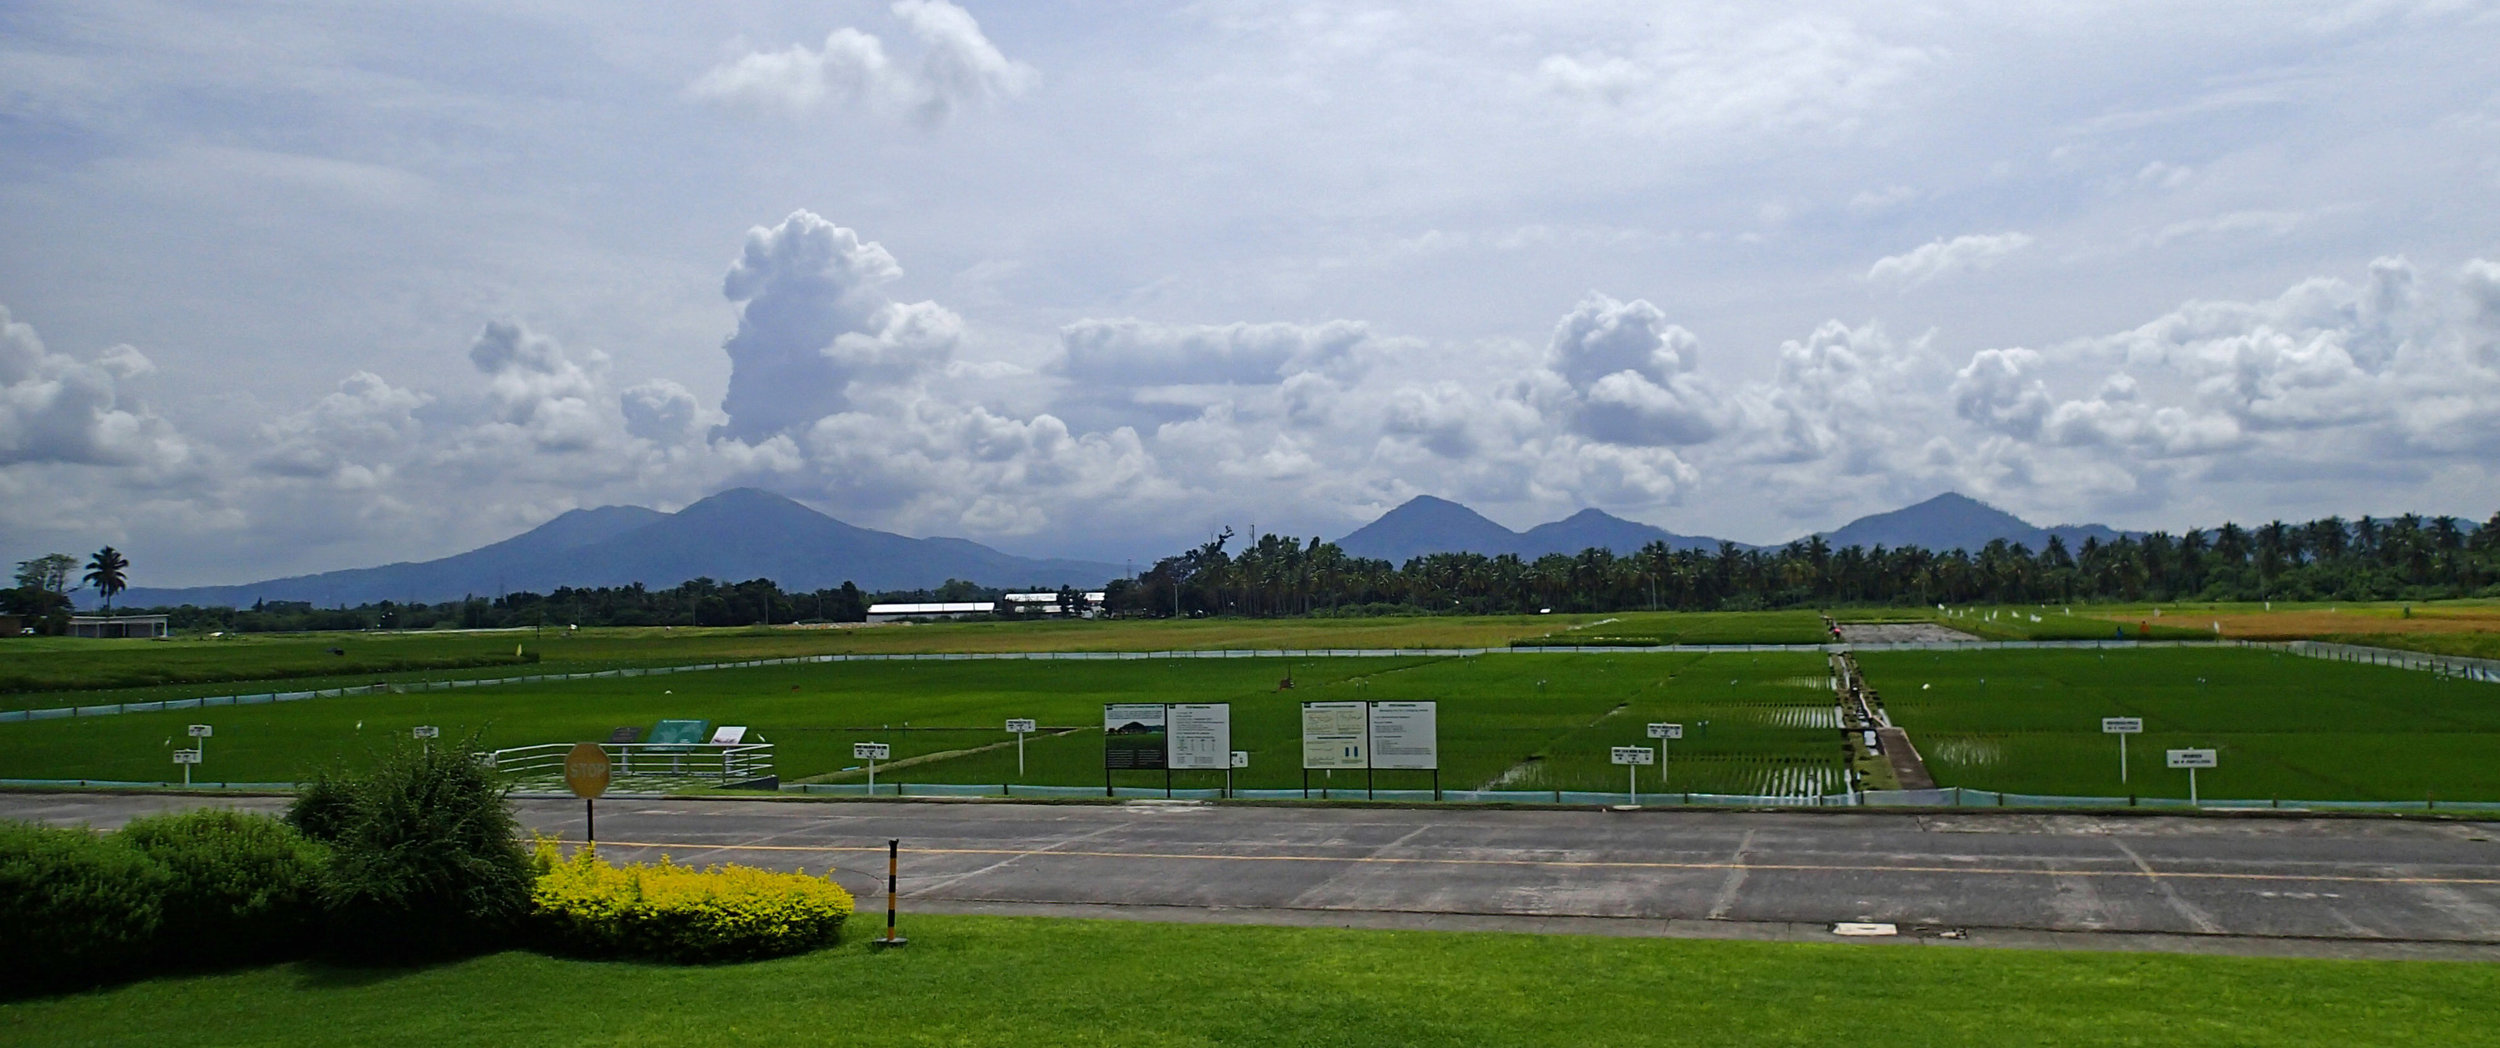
left=1100, top=511, right=2500, bottom=617
left=12, top=508, right=2498, bottom=634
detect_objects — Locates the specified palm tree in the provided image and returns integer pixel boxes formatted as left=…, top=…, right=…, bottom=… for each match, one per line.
left=84, top=546, right=130, bottom=613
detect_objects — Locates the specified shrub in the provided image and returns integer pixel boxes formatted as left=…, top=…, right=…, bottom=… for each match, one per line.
left=117, top=809, right=327, bottom=966
left=285, top=765, right=358, bottom=843
left=530, top=840, right=854, bottom=963
left=309, top=740, right=535, bottom=961
left=0, top=820, right=169, bottom=993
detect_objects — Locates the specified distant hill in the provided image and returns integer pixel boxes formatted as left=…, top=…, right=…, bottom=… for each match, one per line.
left=1335, top=497, right=1729, bottom=563
left=1819, top=492, right=2135, bottom=553
left=113, top=488, right=1124, bottom=608
left=1332, top=491, right=2136, bottom=564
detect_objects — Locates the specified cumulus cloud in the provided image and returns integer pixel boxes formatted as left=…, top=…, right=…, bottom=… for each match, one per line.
left=715, top=210, right=961, bottom=442
left=690, top=1, right=1034, bottom=125
left=1867, top=232, right=2033, bottom=289
left=468, top=320, right=608, bottom=452
left=1543, top=293, right=1722, bottom=446
left=1949, top=257, right=2500, bottom=467
left=0, top=304, right=188, bottom=469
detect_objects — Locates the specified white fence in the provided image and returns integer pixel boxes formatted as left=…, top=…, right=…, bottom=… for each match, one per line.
left=487, top=741, right=775, bottom=788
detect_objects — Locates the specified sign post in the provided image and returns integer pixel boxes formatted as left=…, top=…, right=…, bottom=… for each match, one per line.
left=1168, top=703, right=1232, bottom=799
left=187, top=723, right=212, bottom=763
left=1103, top=703, right=1169, bottom=797
left=172, top=746, right=201, bottom=786
left=1229, top=749, right=1248, bottom=797
left=1005, top=718, right=1036, bottom=778
left=854, top=742, right=890, bottom=793
left=2102, top=717, right=2142, bottom=783
left=412, top=724, right=440, bottom=755
left=1300, top=701, right=1367, bottom=799
left=1646, top=722, right=1682, bottom=788
left=1611, top=745, right=1656, bottom=806
left=2166, top=748, right=2216, bottom=805
left=1367, top=701, right=1438, bottom=801
left=563, top=741, right=611, bottom=842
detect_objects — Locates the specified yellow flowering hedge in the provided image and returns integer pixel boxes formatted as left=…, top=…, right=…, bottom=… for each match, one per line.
left=529, top=840, right=854, bottom=962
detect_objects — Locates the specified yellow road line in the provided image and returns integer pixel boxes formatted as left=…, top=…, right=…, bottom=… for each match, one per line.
left=561, top=839, right=2500, bottom=887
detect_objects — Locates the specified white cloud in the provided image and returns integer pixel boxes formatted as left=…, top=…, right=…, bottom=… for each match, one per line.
left=1867, top=232, right=2034, bottom=289
left=689, top=1, right=1034, bottom=125
left=715, top=210, right=959, bottom=443
left=1538, top=14, right=1931, bottom=136
left=0, top=304, right=188, bottom=470
left=1055, top=318, right=1371, bottom=387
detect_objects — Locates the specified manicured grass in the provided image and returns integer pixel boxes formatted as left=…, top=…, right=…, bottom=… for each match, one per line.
left=0, top=653, right=1848, bottom=795
left=3, top=914, right=2493, bottom=1047
left=1860, top=647, right=2500, bottom=801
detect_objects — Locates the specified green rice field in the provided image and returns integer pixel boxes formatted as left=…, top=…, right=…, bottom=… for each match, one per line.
left=1860, top=647, right=2500, bottom=802
left=0, top=652, right=1849, bottom=795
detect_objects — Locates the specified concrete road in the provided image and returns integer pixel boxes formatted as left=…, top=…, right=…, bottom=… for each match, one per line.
left=13, top=792, right=2499, bottom=960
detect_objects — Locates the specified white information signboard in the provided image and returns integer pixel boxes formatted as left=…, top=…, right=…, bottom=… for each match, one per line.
left=2166, top=748, right=2216, bottom=768
left=411, top=725, right=441, bottom=740
left=707, top=725, right=747, bottom=745
left=172, top=748, right=202, bottom=764
left=187, top=724, right=213, bottom=738
left=1646, top=722, right=1683, bottom=740
left=1168, top=703, right=1233, bottom=770
left=1004, top=718, right=1037, bottom=734
left=2102, top=717, right=2143, bottom=734
left=1610, top=746, right=1656, bottom=766
left=1301, top=701, right=1367, bottom=769
left=1230, top=750, right=1250, bottom=768
left=1367, top=701, right=1438, bottom=770
left=853, top=742, right=891, bottom=760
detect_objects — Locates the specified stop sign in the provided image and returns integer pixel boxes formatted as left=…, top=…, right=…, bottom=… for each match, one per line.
left=563, top=742, right=611, bottom=799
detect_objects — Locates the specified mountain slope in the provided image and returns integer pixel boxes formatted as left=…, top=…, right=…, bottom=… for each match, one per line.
left=1820, top=492, right=2138, bottom=553
left=114, top=489, right=1122, bottom=608
left=1336, top=497, right=1730, bottom=562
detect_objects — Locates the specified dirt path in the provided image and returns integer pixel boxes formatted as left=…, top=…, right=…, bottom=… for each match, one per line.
left=1836, top=622, right=1981, bottom=643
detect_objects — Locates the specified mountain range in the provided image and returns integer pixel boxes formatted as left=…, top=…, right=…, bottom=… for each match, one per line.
left=108, top=488, right=2133, bottom=610
left=112, top=488, right=1125, bottom=609
left=1334, top=491, right=2134, bottom=563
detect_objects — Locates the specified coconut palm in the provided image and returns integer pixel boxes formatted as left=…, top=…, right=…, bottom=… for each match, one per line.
left=83, top=546, right=129, bottom=613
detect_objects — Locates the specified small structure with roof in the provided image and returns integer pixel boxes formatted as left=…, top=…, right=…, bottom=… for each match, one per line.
left=68, top=614, right=170, bottom=639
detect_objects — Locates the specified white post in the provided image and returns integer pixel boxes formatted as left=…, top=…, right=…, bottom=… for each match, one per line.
left=1017, top=732, right=1026, bottom=778
left=868, top=756, right=877, bottom=794
left=2188, top=766, right=2198, bottom=806
left=182, top=760, right=191, bottom=787
left=1660, top=739, right=1669, bottom=789
left=2119, top=733, right=2128, bottom=784
left=1628, top=762, right=1638, bottom=806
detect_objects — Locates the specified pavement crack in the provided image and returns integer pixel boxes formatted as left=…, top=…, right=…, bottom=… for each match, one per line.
left=1706, top=830, right=1757, bottom=920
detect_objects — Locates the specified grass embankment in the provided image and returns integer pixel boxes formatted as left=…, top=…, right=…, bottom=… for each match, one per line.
left=2, top=915, right=2492, bottom=1047
left=1862, top=647, right=2500, bottom=801
left=1515, top=609, right=1833, bottom=646
left=0, top=653, right=1848, bottom=795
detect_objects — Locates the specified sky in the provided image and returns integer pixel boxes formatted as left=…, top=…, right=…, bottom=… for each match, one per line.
left=5, top=0, right=2500, bottom=586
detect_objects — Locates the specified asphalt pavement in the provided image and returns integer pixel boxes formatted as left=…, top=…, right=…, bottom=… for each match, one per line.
left=12, top=792, right=2498, bottom=961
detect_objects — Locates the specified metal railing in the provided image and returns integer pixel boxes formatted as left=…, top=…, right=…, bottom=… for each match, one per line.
left=487, top=741, right=775, bottom=787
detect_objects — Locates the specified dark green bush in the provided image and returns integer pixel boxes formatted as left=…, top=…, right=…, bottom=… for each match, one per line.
left=118, top=809, right=327, bottom=966
left=285, top=765, right=358, bottom=843
left=306, top=740, right=534, bottom=961
left=0, top=820, right=170, bottom=994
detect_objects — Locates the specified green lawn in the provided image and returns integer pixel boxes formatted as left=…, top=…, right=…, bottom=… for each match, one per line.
left=1860, top=647, right=2500, bottom=801
left=3, top=915, right=2493, bottom=1047
left=0, top=653, right=1848, bottom=795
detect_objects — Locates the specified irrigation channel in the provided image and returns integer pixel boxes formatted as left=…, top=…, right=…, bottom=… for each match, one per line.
left=7, top=638, right=2499, bottom=812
